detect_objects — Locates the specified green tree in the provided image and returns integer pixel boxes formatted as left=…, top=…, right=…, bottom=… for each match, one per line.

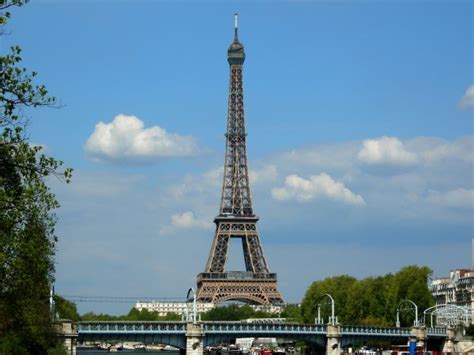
left=300, top=275, right=357, bottom=323
left=201, top=304, right=277, bottom=321
left=300, top=266, right=434, bottom=326
left=388, top=265, right=434, bottom=326
left=81, top=312, right=119, bottom=322
left=280, top=304, right=302, bottom=322
left=80, top=308, right=181, bottom=322
left=53, top=295, right=80, bottom=322
left=0, top=1, right=72, bottom=353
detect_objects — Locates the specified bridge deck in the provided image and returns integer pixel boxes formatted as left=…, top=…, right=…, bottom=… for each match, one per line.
left=78, top=321, right=447, bottom=338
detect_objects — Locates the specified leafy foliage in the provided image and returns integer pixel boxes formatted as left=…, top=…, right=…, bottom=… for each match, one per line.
left=280, top=304, right=302, bottom=322
left=80, top=304, right=279, bottom=322
left=0, top=1, right=72, bottom=353
left=0, top=1, right=29, bottom=26
left=301, top=275, right=357, bottom=324
left=300, top=266, right=434, bottom=326
left=54, top=295, right=80, bottom=322
left=201, top=304, right=278, bottom=321
left=81, top=308, right=182, bottom=322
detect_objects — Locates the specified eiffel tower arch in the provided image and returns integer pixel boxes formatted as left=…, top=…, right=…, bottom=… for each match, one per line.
left=196, top=15, right=284, bottom=306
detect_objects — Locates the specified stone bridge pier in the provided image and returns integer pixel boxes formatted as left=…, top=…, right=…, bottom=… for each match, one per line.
left=326, top=324, right=342, bottom=355
left=186, top=322, right=205, bottom=355
left=410, top=325, right=427, bottom=349
left=55, top=319, right=78, bottom=355
left=442, top=326, right=456, bottom=353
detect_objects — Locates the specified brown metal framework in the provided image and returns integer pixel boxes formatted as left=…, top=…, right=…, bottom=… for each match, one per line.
left=196, top=15, right=284, bottom=305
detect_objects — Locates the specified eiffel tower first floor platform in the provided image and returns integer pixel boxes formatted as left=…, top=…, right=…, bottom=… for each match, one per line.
left=196, top=272, right=285, bottom=305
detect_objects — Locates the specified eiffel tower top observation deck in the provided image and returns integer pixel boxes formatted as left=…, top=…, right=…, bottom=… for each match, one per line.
left=196, top=15, right=284, bottom=305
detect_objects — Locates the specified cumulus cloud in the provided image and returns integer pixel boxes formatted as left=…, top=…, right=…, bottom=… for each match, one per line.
left=427, top=189, right=474, bottom=209
left=249, top=164, right=278, bottom=184
left=168, top=164, right=279, bottom=200
left=84, top=114, right=199, bottom=163
left=271, top=173, right=365, bottom=206
left=159, top=211, right=212, bottom=235
left=358, top=136, right=417, bottom=166
left=458, top=85, right=474, bottom=110
left=407, top=136, right=473, bottom=164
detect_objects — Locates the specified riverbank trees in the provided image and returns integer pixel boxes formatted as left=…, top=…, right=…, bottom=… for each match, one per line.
left=0, top=1, right=72, bottom=353
left=78, top=304, right=277, bottom=322
left=300, top=265, right=434, bottom=326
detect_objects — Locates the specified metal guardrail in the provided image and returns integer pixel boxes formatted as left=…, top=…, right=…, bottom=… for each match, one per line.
left=78, top=321, right=186, bottom=333
left=204, top=322, right=326, bottom=334
left=427, top=327, right=448, bottom=336
left=342, top=325, right=411, bottom=336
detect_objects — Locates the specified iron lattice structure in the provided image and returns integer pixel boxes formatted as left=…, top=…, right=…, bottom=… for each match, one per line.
left=424, top=304, right=473, bottom=327
left=196, top=15, right=284, bottom=305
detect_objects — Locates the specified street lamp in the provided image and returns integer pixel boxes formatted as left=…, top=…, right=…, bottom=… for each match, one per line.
left=423, top=304, right=442, bottom=328
left=315, top=294, right=337, bottom=326
left=396, top=300, right=419, bottom=327
left=186, top=288, right=197, bottom=324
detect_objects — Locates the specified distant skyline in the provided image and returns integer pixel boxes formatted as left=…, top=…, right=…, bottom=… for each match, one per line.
left=2, top=0, right=472, bottom=314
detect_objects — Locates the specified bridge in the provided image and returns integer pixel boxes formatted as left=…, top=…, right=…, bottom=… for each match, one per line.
left=75, top=320, right=451, bottom=355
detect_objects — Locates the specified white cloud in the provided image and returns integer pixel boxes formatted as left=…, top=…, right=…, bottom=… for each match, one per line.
left=408, top=136, right=473, bottom=164
left=280, top=141, right=357, bottom=172
left=427, top=189, right=474, bottom=209
left=358, top=136, right=417, bottom=166
left=50, top=171, right=145, bottom=198
left=159, top=211, right=212, bottom=235
left=271, top=173, right=365, bottom=206
left=84, top=114, right=199, bottom=162
left=458, top=84, right=474, bottom=110
left=249, top=164, right=278, bottom=184
left=167, top=164, right=278, bottom=200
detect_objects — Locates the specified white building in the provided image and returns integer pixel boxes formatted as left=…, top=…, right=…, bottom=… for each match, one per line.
left=430, top=269, right=474, bottom=310
left=134, top=301, right=283, bottom=317
left=251, top=304, right=283, bottom=314
left=135, top=301, right=215, bottom=316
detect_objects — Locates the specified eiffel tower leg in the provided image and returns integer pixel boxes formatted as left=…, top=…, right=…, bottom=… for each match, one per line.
left=241, top=237, right=253, bottom=272
left=204, top=228, right=229, bottom=273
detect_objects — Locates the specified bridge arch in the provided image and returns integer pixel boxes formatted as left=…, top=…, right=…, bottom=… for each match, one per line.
left=78, top=332, right=186, bottom=350
left=204, top=333, right=326, bottom=349
left=214, top=294, right=269, bottom=305
left=423, top=304, right=471, bottom=327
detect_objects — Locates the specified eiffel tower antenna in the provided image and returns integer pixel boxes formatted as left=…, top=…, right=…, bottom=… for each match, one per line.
left=234, top=13, right=238, bottom=40
left=196, top=15, right=284, bottom=305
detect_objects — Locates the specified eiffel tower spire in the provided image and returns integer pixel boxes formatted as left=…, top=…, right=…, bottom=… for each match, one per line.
left=220, top=14, right=252, bottom=218
left=196, top=15, right=284, bottom=305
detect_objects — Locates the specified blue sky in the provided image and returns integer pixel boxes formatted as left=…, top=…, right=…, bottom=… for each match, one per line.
left=2, top=0, right=473, bottom=314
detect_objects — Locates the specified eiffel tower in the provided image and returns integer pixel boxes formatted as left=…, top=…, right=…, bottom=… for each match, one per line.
left=196, top=15, right=284, bottom=305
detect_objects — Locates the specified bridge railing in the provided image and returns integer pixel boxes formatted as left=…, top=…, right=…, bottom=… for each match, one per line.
left=78, top=321, right=187, bottom=333
left=77, top=321, right=448, bottom=338
left=341, top=325, right=411, bottom=336
left=427, top=327, right=448, bottom=336
left=204, top=321, right=326, bottom=334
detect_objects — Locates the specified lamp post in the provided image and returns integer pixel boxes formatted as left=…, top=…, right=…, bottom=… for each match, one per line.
left=315, top=293, right=337, bottom=325
left=423, top=304, right=441, bottom=328
left=396, top=300, right=419, bottom=327
left=186, top=288, right=197, bottom=324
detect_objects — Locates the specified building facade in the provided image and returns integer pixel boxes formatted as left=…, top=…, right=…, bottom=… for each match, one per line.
left=134, top=301, right=283, bottom=317
left=430, top=269, right=474, bottom=310
left=135, top=301, right=215, bottom=317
